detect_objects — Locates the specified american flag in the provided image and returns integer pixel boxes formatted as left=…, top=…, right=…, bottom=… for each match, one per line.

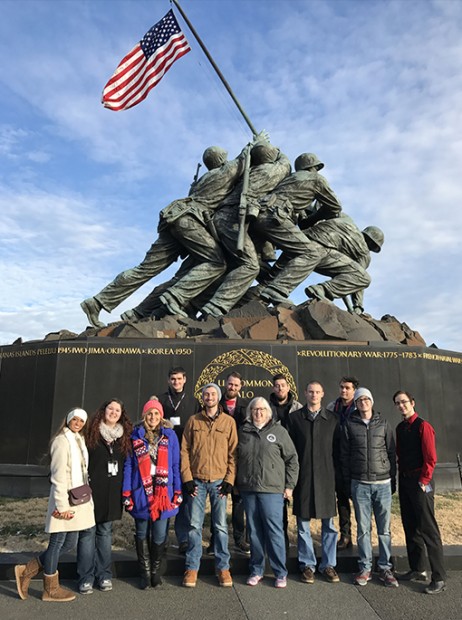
left=102, top=9, right=191, bottom=111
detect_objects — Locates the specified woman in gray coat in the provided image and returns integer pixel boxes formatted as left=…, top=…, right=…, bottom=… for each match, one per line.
left=236, top=397, right=299, bottom=588
left=15, top=408, right=95, bottom=602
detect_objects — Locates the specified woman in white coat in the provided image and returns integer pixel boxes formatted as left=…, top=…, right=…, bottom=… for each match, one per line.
left=15, top=407, right=96, bottom=602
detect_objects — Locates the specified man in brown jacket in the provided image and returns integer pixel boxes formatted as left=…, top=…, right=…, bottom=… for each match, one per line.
left=181, top=383, right=238, bottom=588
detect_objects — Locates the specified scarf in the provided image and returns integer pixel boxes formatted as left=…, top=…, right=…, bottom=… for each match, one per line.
left=133, top=430, right=174, bottom=521
left=63, top=427, right=88, bottom=488
left=334, top=398, right=356, bottom=428
left=99, top=421, right=123, bottom=444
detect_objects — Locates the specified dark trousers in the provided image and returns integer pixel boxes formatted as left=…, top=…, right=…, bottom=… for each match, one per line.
left=336, top=480, right=352, bottom=539
left=399, top=476, right=446, bottom=582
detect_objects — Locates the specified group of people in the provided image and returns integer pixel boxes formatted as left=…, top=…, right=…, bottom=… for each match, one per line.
left=14, top=367, right=447, bottom=602
left=80, top=135, right=384, bottom=328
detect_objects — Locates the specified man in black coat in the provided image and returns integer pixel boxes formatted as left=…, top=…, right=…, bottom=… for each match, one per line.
left=209, top=372, right=250, bottom=555
left=288, top=381, right=339, bottom=585
left=327, top=375, right=359, bottom=551
left=157, top=366, right=200, bottom=553
left=269, top=373, right=303, bottom=546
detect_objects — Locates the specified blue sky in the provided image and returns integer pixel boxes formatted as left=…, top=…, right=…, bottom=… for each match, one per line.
left=1, top=0, right=461, bottom=351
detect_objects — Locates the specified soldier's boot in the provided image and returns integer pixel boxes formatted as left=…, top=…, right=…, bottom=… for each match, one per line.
left=159, top=292, right=188, bottom=319
left=80, top=297, right=105, bottom=328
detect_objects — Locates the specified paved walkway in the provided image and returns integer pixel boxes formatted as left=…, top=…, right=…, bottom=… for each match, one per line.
left=2, top=546, right=462, bottom=620
left=1, top=571, right=461, bottom=620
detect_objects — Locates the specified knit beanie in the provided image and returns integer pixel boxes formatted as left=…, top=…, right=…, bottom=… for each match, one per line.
left=202, top=383, right=222, bottom=400
left=354, top=387, right=374, bottom=406
left=142, top=399, right=164, bottom=418
left=66, top=407, right=88, bottom=425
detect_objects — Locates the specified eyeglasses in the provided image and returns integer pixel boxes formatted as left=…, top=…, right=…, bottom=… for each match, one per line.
left=394, top=400, right=411, bottom=406
left=252, top=408, right=267, bottom=413
left=356, top=397, right=371, bottom=403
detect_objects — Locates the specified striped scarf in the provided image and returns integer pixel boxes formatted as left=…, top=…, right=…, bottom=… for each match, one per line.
left=133, top=433, right=173, bottom=521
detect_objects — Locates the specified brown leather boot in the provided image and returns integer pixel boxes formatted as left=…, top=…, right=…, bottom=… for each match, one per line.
left=15, top=557, right=43, bottom=600
left=42, top=572, right=76, bottom=602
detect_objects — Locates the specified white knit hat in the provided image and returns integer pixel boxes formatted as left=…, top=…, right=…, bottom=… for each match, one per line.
left=354, top=388, right=374, bottom=406
left=66, top=407, right=88, bottom=424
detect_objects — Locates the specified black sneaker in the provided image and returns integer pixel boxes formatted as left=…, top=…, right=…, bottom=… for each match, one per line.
left=337, top=536, right=352, bottom=551
left=398, top=570, right=428, bottom=582
left=424, top=580, right=446, bottom=595
left=235, top=541, right=251, bottom=556
left=178, top=541, right=188, bottom=555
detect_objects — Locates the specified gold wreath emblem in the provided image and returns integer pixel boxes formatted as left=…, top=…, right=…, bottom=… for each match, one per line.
left=194, top=348, right=297, bottom=400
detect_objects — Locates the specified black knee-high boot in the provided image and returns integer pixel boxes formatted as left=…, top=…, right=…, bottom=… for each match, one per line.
left=150, top=542, right=165, bottom=587
left=134, top=536, right=150, bottom=589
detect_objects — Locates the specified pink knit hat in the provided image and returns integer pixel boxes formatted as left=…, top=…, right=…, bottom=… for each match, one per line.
left=142, top=399, right=164, bottom=418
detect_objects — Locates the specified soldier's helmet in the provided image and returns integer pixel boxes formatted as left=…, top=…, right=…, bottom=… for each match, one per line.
left=202, top=146, right=228, bottom=170
left=362, top=226, right=384, bottom=253
left=250, top=143, right=279, bottom=166
left=294, top=153, right=324, bottom=171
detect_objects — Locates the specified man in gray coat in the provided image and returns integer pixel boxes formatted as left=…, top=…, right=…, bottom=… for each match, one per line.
left=287, top=381, right=339, bottom=585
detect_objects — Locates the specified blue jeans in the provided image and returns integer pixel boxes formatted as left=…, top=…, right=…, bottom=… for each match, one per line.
left=135, top=518, right=169, bottom=545
left=186, top=479, right=230, bottom=571
left=351, top=480, right=392, bottom=572
left=297, top=517, right=337, bottom=572
left=242, top=492, right=287, bottom=579
left=39, top=531, right=79, bottom=575
left=174, top=496, right=191, bottom=545
left=77, top=522, right=113, bottom=586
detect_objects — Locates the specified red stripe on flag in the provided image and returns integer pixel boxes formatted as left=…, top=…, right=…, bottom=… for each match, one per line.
left=101, top=11, right=191, bottom=112
left=103, top=37, right=190, bottom=111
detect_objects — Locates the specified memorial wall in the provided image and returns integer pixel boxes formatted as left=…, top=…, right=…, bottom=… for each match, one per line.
left=1, top=339, right=461, bottom=492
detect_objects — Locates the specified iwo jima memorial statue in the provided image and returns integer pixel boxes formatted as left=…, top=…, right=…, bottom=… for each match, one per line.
left=0, top=1, right=461, bottom=496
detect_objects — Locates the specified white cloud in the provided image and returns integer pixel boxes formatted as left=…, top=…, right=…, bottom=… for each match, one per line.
left=1, top=0, right=462, bottom=352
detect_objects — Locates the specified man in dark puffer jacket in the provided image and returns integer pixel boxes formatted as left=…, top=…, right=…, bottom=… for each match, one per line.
left=340, top=387, right=397, bottom=588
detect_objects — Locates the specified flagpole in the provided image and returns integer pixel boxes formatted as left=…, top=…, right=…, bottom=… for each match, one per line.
left=171, top=0, right=258, bottom=137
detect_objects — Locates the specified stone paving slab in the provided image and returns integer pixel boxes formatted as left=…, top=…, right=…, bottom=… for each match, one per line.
left=1, top=572, right=461, bottom=620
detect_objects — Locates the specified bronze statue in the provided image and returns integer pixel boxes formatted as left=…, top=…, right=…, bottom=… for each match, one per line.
left=199, top=140, right=291, bottom=318
left=249, top=153, right=342, bottom=305
left=81, top=144, right=248, bottom=327
left=80, top=143, right=383, bottom=328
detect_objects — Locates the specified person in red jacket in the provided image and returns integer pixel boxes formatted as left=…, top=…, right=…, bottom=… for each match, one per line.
left=394, top=390, right=447, bottom=595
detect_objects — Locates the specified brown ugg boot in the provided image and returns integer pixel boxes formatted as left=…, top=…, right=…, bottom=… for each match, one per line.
left=15, top=557, right=43, bottom=600
left=42, top=571, right=76, bottom=602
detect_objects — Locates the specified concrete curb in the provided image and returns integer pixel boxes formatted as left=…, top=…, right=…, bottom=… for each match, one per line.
left=2, top=545, right=461, bottom=581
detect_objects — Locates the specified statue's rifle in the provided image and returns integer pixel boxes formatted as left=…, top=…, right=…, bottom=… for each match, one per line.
left=189, top=161, right=202, bottom=195
left=193, top=162, right=202, bottom=184
left=236, top=145, right=252, bottom=256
